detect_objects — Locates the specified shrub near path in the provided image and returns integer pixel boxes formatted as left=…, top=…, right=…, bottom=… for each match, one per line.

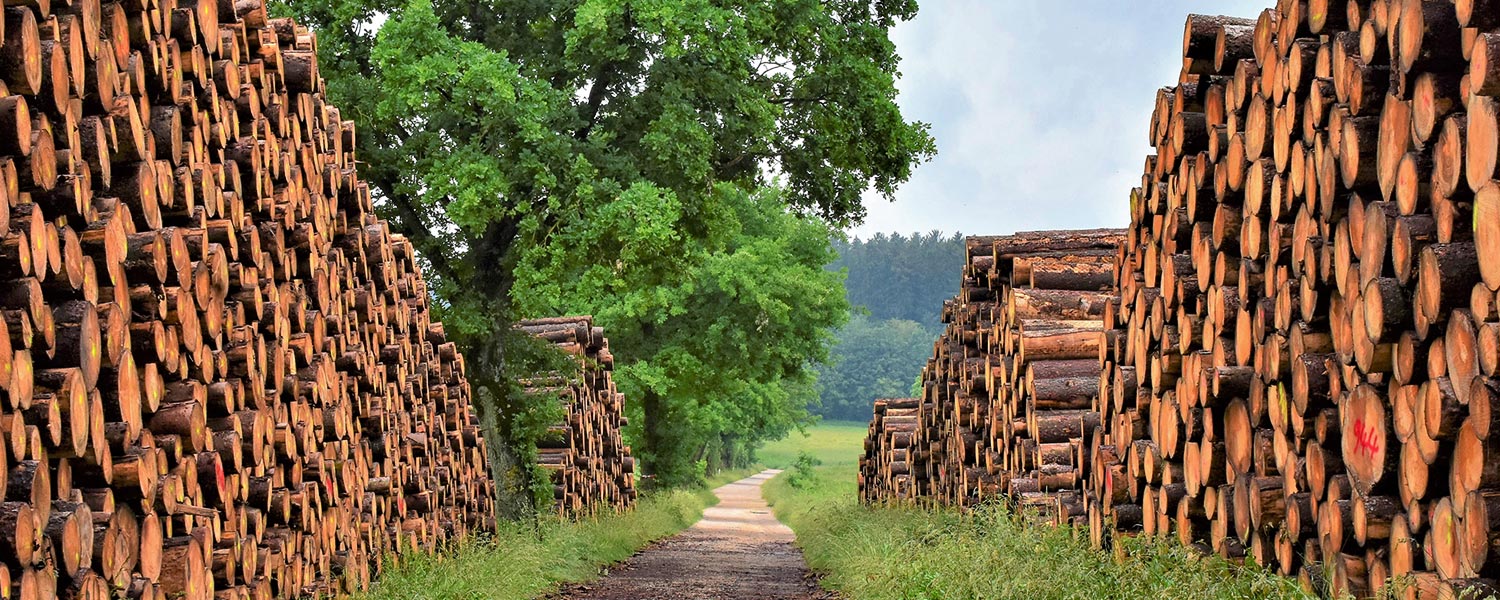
left=762, top=423, right=1317, bottom=600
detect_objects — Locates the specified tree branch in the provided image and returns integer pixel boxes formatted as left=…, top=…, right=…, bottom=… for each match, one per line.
left=380, top=188, right=462, bottom=285
left=575, top=71, right=612, bottom=140
left=769, top=93, right=833, bottom=106
left=469, top=215, right=522, bottom=305
left=358, top=125, right=463, bottom=283
left=574, top=6, right=635, bottom=140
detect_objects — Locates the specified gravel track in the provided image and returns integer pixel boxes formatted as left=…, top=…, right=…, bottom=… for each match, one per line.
left=553, top=470, right=831, bottom=600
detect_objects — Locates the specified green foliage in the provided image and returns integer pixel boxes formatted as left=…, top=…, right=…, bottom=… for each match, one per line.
left=830, top=231, right=964, bottom=324
left=814, top=314, right=934, bottom=420
left=810, top=232, right=957, bottom=421
left=276, top=0, right=934, bottom=492
left=482, top=333, right=580, bottom=511
left=762, top=424, right=1314, bottom=600
left=357, top=475, right=747, bottom=600
left=783, top=451, right=823, bottom=489
left=516, top=187, right=850, bottom=487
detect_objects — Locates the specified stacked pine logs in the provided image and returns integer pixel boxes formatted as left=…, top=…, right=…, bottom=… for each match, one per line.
left=858, top=230, right=1122, bottom=516
left=863, top=1, right=1500, bottom=596
left=518, top=317, right=635, bottom=516
left=0, top=1, right=497, bottom=598
left=989, top=231, right=1122, bottom=522
left=1091, top=2, right=1500, bottom=596
left=857, top=398, right=921, bottom=504
left=858, top=240, right=1004, bottom=506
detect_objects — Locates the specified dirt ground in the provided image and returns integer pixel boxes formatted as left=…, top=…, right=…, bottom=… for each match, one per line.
left=554, top=470, right=833, bottom=600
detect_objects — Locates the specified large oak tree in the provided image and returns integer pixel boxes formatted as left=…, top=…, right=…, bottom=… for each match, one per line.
left=276, top=0, right=934, bottom=488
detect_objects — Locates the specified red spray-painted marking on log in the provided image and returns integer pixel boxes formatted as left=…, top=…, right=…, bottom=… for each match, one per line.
left=1352, top=419, right=1381, bottom=456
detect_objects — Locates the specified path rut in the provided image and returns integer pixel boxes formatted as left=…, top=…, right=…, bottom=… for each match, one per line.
left=555, top=470, right=829, bottom=600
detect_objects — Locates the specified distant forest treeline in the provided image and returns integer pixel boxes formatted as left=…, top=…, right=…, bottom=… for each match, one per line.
left=815, top=232, right=964, bottom=421
left=829, top=231, right=966, bottom=325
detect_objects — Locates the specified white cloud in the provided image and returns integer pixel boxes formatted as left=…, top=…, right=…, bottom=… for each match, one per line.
left=850, top=1, right=1272, bottom=238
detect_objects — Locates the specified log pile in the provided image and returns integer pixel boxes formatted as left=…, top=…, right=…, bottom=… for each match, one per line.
left=0, top=1, right=497, bottom=598
left=1094, top=3, right=1500, bottom=596
left=863, top=1, right=1500, bottom=596
left=857, top=398, right=920, bottom=504
left=857, top=240, right=1004, bottom=506
left=518, top=317, right=635, bottom=516
left=990, top=231, right=1122, bottom=521
left=858, top=229, right=1122, bottom=516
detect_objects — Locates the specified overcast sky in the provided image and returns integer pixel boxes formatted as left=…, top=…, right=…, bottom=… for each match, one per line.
left=848, top=1, right=1273, bottom=239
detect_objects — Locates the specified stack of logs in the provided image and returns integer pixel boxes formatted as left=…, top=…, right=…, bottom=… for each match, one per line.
left=859, top=229, right=1122, bottom=519
left=0, top=0, right=497, bottom=598
left=863, top=0, right=1500, bottom=596
left=1099, top=2, right=1500, bottom=596
left=518, top=317, right=635, bottom=516
left=857, top=397, right=920, bottom=504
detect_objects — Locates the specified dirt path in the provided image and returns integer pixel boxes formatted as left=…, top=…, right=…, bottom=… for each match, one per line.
left=555, top=469, right=829, bottom=600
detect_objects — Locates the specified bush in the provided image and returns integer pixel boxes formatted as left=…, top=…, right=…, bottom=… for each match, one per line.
left=784, top=452, right=823, bottom=489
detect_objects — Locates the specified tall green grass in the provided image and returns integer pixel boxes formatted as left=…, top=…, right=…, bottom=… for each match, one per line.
left=359, top=468, right=756, bottom=600
left=762, top=424, right=1315, bottom=600
left=758, top=420, right=867, bottom=469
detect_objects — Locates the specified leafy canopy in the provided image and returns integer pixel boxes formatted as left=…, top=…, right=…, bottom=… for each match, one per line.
left=516, top=186, right=850, bottom=485
left=276, top=0, right=934, bottom=488
left=280, top=0, right=933, bottom=312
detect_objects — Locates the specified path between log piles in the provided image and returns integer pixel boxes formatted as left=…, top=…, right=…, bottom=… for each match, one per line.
left=554, top=470, right=832, bottom=600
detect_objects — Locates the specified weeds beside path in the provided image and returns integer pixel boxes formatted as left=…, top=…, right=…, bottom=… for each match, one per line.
left=761, top=423, right=1314, bottom=600
left=556, top=470, right=829, bottom=600
left=357, top=468, right=756, bottom=600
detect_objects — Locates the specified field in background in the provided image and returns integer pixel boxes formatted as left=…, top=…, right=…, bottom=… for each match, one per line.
left=758, top=420, right=868, bottom=469
left=763, top=422, right=1316, bottom=600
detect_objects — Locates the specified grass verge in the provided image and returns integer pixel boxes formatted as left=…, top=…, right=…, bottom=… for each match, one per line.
left=359, top=467, right=756, bottom=600
left=761, top=424, right=1314, bottom=600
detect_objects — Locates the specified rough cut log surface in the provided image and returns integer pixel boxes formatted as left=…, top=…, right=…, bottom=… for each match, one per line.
left=0, top=4, right=498, bottom=599
left=859, top=229, right=1118, bottom=523
left=861, top=2, right=1500, bottom=595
